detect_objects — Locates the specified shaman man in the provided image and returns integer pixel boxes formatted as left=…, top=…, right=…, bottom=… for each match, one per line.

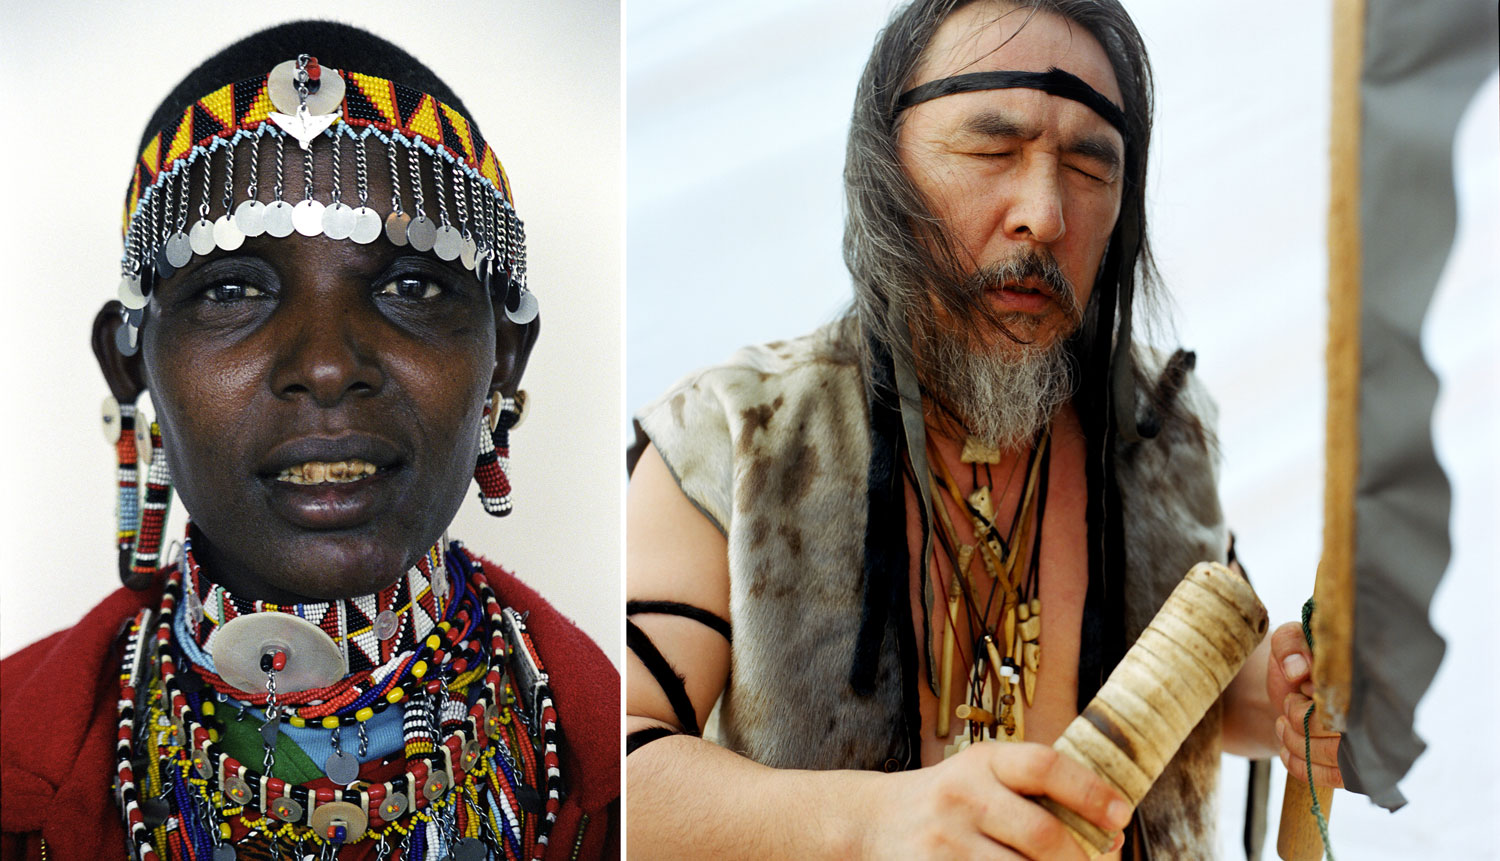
left=626, top=1, right=1340, bottom=857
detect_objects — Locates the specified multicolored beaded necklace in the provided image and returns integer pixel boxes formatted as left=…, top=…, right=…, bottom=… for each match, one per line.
left=113, top=531, right=561, bottom=860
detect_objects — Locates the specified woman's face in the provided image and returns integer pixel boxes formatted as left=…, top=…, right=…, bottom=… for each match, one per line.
left=101, top=139, right=533, bottom=602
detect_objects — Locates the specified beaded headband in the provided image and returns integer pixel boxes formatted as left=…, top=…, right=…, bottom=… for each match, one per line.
left=115, top=55, right=539, bottom=357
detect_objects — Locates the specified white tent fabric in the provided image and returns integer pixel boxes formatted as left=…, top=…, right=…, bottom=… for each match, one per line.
left=627, top=1, right=1498, bottom=857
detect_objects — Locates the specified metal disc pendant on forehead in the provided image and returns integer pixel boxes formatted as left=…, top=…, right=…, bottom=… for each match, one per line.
left=292, top=199, right=325, bottom=237
left=118, top=275, right=148, bottom=310
left=165, top=232, right=193, bottom=270
left=154, top=246, right=176, bottom=281
left=234, top=199, right=267, bottom=236
left=432, top=225, right=463, bottom=261
left=384, top=211, right=411, bottom=247
left=263, top=201, right=295, bottom=238
left=507, top=289, right=539, bottom=325
left=213, top=215, right=246, bottom=251
left=350, top=206, right=382, bottom=244
left=460, top=236, right=478, bottom=271
left=322, top=202, right=355, bottom=241
left=406, top=215, right=437, bottom=252
left=267, top=59, right=346, bottom=116
left=189, top=218, right=217, bottom=257
left=165, top=232, right=193, bottom=269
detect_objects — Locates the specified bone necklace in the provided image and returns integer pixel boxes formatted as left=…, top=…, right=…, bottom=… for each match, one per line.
left=929, top=429, right=1049, bottom=758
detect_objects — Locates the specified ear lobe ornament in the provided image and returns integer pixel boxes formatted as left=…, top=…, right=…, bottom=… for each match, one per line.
left=474, top=391, right=526, bottom=516
left=107, top=394, right=172, bottom=590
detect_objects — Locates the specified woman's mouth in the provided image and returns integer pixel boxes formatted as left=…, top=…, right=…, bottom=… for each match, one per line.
left=276, top=458, right=380, bottom=485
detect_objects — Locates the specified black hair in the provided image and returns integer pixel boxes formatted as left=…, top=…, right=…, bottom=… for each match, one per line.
left=139, top=20, right=470, bottom=152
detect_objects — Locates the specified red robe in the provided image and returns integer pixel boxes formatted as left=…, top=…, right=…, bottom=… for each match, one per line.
left=0, top=559, right=619, bottom=859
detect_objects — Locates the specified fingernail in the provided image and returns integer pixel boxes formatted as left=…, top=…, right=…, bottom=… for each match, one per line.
left=1279, top=748, right=1291, bottom=768
left=1107, top=800, right=1131, bottom=828
left=1109, top=831, right=1126, bottom=852
left=1275, top=716, right=1287, bottom=737
left=1282, top=653, right=1308, bottom=680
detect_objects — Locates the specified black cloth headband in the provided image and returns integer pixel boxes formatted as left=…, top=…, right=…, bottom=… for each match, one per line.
left=895, top=67, right=1129, bottom=140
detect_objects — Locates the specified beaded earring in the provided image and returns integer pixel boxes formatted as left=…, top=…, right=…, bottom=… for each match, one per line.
left=105, top=394, right=172, bottom=590
left=474, top=391, right=525, bottom=516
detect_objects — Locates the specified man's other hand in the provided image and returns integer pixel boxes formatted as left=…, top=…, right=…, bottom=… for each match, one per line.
left=1267, top=621, right=1345, bottom=788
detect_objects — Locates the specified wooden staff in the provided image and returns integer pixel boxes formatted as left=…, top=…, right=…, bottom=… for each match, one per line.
left=1276, top=0, right=1364, bottom=856
left=1038, top=562, right=1268, bottom=856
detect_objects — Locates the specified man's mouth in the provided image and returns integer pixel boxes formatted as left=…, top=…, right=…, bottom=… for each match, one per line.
left=276, top=458, right=380, bottom=485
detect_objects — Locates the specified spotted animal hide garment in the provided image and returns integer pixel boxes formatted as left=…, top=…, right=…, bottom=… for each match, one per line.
left=633, top=324, right=1231, bottom=858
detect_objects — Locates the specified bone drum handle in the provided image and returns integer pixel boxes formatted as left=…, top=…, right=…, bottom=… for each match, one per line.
left=1038, top=562, right=1268, bottom=856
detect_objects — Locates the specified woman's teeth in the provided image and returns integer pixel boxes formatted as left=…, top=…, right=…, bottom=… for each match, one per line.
left=277, top=459, right=379, bottom=485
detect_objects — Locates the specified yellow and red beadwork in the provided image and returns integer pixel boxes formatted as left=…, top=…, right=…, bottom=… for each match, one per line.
left=122, top=67, right=513, bottom=237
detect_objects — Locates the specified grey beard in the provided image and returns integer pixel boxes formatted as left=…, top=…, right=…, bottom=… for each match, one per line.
left=925, top=328, right=1077, bottom=450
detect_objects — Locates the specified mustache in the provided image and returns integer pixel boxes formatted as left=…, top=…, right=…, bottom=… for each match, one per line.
left=960, top=249, right=1083, bottom=325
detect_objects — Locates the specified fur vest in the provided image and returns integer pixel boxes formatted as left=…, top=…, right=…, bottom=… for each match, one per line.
left=634, top=325, right=1230, bottom=857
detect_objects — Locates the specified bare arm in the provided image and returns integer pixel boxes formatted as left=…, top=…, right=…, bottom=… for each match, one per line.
left=626, top=444, right=1132, bottom=859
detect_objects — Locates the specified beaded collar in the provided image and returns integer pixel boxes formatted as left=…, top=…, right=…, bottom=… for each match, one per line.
left=114, top=541, right=563, bottom=860
left=180, top=532, right=449, bottom=676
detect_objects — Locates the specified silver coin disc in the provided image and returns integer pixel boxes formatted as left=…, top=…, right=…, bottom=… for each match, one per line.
left=213, top=215, right=246, bottom=252
left=432, top=225, right=463, bottom=261
left=118, top=275, right=148, bottom=310
left=212, top=844, right=237, bottom=861
left=101, top=396, right=122, bottom=444
left=292, top=199, right=326, bottom=237
left=263, top=201, right=296, bottom=238
left=165, top=232, right=193, bottom=268
left=234, top=199, right=267, bottom=236
left=507, top=289, right=539, bottom=325
left=453, top=838, right=487, bottom=861
left=267, top=59, right=346, bottom=117
left=189, top=219, right=217, bottom=256
left=154, top=248, right=176, bottom=281
left=406, top=215, right=437, bottom=252
left=350, top=206, right=382, bottom=244
left=373, top=609, right=400, bottom=641
left=460, top=235, right=478, bottom=270
left=324, top=750, right=361, bottom=786
left=322, top=202, right=355, bottom=240
left=384, top=211, right=411, bottom=247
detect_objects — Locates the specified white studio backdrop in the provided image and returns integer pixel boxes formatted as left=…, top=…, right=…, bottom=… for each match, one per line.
left=627, top=1, right=1498, bottom=858
left=0, top=1, right=623, bottom=667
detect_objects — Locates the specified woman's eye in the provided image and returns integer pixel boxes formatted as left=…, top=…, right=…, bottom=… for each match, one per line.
left=205, top=283, right=265, bottom=302
left=378, top=277, right=443, bottom=300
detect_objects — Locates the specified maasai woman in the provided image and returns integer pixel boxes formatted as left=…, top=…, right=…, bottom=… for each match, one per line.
left=0, top=21, right=618, bottom=859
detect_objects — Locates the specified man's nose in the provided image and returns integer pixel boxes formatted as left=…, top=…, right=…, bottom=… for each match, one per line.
left=268, top=295, right=385, bottom=406
left=1002, top=162, right=1066, bottom=244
